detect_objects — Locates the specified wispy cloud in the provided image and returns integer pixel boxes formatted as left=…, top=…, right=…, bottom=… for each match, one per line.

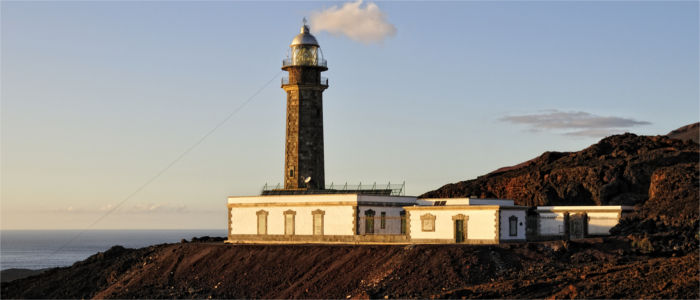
left=309, top=0, right=396, bottom=44
left=60, top=203, right=189, bottom=214
left=501, top=110, right=651, bottom=137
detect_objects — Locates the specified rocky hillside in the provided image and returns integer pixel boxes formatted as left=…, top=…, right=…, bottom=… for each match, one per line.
left=420, top=130, right=698, bottom=210
left=666, top=122, right=699, bottom=143
left=1, top=238, right=697, bottom=299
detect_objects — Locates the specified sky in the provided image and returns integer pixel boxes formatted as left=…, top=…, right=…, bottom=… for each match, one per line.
left=2, top=0, right=698, bottom=230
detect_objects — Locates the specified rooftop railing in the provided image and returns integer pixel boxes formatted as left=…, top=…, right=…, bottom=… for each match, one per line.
left=261, top=181, right=405, bottom=196
left=281, top=76, right=328, bottom=86
left=282, top=58, right=327, bottom=68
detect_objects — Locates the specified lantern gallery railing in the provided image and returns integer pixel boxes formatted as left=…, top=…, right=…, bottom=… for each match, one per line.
left=281, top=76, right=329, bottom=86
left=282, top=58, right=327, bottom=68
left=261, top=181, right=406, bottom=196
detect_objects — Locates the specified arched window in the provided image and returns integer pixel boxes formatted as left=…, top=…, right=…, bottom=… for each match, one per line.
left=312, top=209, right=325, bottom=236
left=421, top=213, right=436, bottom=232
left=284, top=210, right=296, bottom=236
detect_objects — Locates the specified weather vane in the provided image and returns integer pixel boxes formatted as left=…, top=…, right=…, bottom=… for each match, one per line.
left=303, top=17, right=307, bottom=26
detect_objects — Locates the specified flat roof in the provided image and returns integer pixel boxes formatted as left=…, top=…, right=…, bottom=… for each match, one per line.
left=536, top=205, right=634, bottom=212
left=227, top=194, right=418, bottom=206
left=405, top=205, right=528, bottom=211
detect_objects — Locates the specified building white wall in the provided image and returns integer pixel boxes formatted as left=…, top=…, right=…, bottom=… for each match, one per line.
left=499, top=209, right=527, bottom=240
left=230, top=205, right=355, bottom=236
left=538, top=212, right=565, bottom=236
left=587, top=212, right=622, bottom=235
left=406, top=208, right=498, bottom=241
left=535, top=207, right=629, bottom=236
left=417, top=198, right=515, bottom=206
left=357, top=206, right=405, bottom=235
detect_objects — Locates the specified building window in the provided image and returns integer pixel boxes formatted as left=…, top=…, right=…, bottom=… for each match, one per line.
left=380, top=212, right=386, bottom=229
left=284, top=210, right=296, bottom=236
left=400, top=211, right=406, bottom=234
left=509, top=215, right=518, bottom=236
left=256, top=210, right=268, bottom=235
left=289, top=169, right=294, bottom=178
left=365, top=209, right=375, bottom=234
left=312, top=209, right=325, bottom=236
left=421, top=213, right=436, bottom=232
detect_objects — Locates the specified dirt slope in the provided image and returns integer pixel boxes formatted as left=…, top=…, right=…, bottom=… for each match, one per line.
left=2, top=238, right=697, bottom=299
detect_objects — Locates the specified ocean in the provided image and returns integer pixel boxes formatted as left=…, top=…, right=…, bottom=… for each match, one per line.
left=0, top=229, right=226, bottom=270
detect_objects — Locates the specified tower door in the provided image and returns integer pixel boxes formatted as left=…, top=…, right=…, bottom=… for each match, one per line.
left=454, top=220, right=465, bottom=243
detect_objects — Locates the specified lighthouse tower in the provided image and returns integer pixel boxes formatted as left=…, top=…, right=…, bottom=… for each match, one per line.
left=281, top=21, right=328, bottom=190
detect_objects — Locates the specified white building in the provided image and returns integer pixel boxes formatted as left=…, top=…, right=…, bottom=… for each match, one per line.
left=227, top=194, right=414, bottom=243
left=226, top=195, right=633, bottom=244
left=227, top=195, right=532, bottom=244
left=405, top=198, right=527, bottom=244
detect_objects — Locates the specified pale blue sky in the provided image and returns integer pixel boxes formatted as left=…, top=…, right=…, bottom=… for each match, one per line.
left=2, top=1, right=698, bottom=229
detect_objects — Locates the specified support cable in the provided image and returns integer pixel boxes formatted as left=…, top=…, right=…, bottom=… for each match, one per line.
left=49, top=70, right=283, bottom=256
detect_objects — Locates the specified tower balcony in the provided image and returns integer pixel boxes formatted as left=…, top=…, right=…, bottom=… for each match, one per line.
left=282, top=58, right=328, bottom=69
left=281, top=76, right=328, bottom=87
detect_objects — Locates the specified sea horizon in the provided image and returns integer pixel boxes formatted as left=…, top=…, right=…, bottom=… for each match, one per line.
left=0, top=229, right=227, bottom=271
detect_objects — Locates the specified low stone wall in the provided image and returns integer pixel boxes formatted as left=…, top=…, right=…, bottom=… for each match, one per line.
left=227, top=234, right=409, bottom=244
left=409, top=238, right=499, bottom=245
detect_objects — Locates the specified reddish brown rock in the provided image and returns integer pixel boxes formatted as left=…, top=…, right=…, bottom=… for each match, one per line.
left=666, top=122, right=699, bottom=143
left=420, top=132, right=698, bottom=209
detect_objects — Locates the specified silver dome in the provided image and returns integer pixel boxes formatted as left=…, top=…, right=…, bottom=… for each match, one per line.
left=290, top=24, right=319, bottom=46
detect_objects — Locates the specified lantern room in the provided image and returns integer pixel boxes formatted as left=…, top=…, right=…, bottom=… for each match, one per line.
left=282, top=21, right=327, bottom=70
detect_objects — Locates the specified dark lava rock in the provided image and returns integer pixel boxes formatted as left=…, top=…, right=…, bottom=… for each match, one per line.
left=190, top=236, right=226, bottom=243
left=420, top=130, right=698, bottom=209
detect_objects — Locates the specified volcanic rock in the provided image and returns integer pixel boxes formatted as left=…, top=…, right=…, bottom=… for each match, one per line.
left=420, top=131, right=698, bottom=209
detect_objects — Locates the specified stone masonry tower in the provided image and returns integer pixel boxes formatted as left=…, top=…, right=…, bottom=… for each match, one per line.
left=281, top=21, right=328, bottom=190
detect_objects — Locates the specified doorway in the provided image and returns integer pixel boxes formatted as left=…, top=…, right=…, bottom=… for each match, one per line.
left=455, top=220, right=465, bottom=243
left=452, top=214, right=468, bottom=243
left=569, top=213, right=587, bottom=239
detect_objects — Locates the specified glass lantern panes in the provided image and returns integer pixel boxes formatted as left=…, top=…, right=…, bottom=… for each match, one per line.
left=292, top=45, right=318, bottom=66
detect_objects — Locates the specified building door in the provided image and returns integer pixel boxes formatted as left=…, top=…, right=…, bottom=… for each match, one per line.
left=455, top=219, right=465, bottom=243
left=569, top=214, right=586, bottom=239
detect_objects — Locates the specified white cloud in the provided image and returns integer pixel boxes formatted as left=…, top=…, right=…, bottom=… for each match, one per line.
left=501, top=110, right=651, bottom=137
left=309, top=0, right=397, bottom=44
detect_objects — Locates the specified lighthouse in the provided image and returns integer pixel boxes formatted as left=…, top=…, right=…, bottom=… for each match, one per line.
left=281, top=20, right=328, bottom=190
